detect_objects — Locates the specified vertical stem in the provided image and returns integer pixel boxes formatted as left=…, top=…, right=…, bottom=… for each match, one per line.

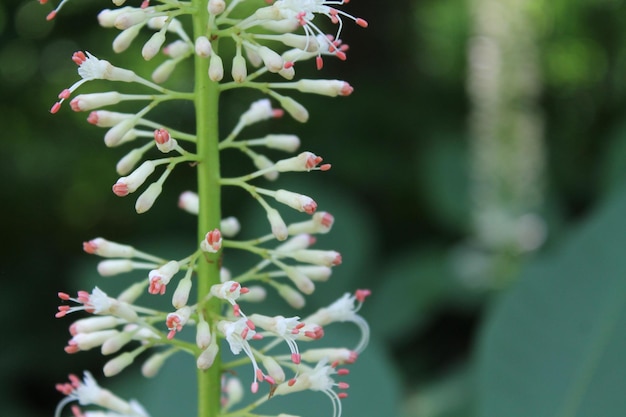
left=193, top=3, right=222, bottom=417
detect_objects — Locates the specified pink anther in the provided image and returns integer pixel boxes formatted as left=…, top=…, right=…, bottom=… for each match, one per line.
left=355, top=18, right=368, bottom=28
left=87, top=112, right=99, bottom=125
left=316, top=56, right=324, bottom=70
left=112, top=183, right=129, bottom=197
left=337, top=368, right=350, bottom=376
left=291, top=353, right=301, bottom=364
left=46, top=10, right=56, bottom=21
left=153, top=128, right=170, bottom=145
left=337, top=382, right=350, bottom=389
left=355, top=289, right=371, bottom=303
left=50, top=102, right=61, bottom=114
left=72, top=51, right=87, bottom=66
left=338, top=392, right=348, bottom=399
left=58, top=89, right=71, bottom=100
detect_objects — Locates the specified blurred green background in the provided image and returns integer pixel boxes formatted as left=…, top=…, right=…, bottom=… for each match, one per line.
left=4, top=0, right=626, bottom=416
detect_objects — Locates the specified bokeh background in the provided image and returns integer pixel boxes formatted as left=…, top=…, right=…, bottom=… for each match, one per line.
left=3, top=0, right=626, bottom=416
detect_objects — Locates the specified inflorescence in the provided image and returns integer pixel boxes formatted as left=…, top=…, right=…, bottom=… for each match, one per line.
left=45, top=1, right=369, bottom=417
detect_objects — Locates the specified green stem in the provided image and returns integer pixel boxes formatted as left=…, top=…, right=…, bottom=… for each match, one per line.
left=193, top=3, right=222, bottom=417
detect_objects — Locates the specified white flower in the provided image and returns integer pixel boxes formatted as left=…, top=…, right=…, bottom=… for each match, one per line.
left=219, top=318, right=266, bottom=393
left=305, top=290, right=371, bottom=353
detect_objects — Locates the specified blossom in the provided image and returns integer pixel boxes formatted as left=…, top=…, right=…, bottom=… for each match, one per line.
left=165, top=306, right=192, bottom=339
left=148, top=260, right=180, bottom=295
left=56, top=287, right=138, bottom=322
left=305, top=290, right=371, bottom=352
left=273, top=360, right=350, bottom=417
left=219, top=318, right=266, bottom=393
left=201, top=228, right=222, bottom=253
left=50, top=52, right=136, bottom=113
left=54, top=371, right=146, bottom=417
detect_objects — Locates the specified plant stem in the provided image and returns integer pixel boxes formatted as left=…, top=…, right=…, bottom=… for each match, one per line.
left=193, top=3, right=222, bottom=417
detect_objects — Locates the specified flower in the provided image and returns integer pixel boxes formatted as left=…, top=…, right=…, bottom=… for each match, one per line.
left=219, top=318, right=267, bottom=393
left=50, top=52, right=137, bottom=113
left=273, top=360, right=350, bottom=417
left=201, top=228, right=222, bottom=253
left=305, top=290, right=370, bottom=353
left=54, top=371, right=146, bottom=417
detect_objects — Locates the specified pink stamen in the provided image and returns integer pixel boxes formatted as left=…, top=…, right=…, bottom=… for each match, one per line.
left=356, top=18, right=368, bottom=28
left=316, top=56, right=324, bottom=70
left=355, top=289, right=371, bottom=303
left=46, top=10, right=56, bottom=21
left=50, top=102, right=61, bottom=114
left=72, top=51, right=87, bottom=65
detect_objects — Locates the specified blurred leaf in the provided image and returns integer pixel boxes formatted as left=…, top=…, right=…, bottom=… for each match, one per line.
left=368, top=247, right=461, bottom=342
left=476, top=188, right=626, bottom=417
left=403, top=364, right=475, bottom=417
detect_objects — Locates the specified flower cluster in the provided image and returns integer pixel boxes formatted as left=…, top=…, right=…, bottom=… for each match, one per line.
left=45, top=0, right=370, bottom=416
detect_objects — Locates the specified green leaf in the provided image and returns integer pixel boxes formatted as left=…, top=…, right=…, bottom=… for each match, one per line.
left=476, top=188, right=626, bottom=417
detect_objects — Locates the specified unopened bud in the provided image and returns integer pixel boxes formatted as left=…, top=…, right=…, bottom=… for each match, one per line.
left=97, top=260, right=134, bottom=276
left=152, top=59, right=177, bottom=83
left=208, top=54, right=224, bottom=81
left=142, top=352, right=168, bottom=378
left=267, top=208, right=288, bottom=241
left=276, top=283, right=305, bottom=309
left=195, top=36, right=212, bottom=57
left=197, top=343, right=219, bottom=369
left=142, top=31, right=166, bottom=60
left=103, top=352, right=134, bottom=377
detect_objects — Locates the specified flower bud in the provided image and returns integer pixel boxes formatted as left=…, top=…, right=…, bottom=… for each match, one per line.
left=265, top=134, right=300, bottom=152
left=142, top=31, right=166, bottom=61
left=291, top=249, right=342, bottom=267
left=98, top=7, right=133, bottom=27
left=70, top=92, right=122, bottom=112
left=113, top=24, right=143, bottom=53
left=258, top=46, right=283, bottom=73
left=262, top=355, right=286, bottom=384
left=163, top=40, right=190, bottom=58
left=267, top=208, right=288, bottom=241
left=103, top=352, right=134, bottom=377
left=195, top=36, right=212, bottom=58
left=83, top=238, right=135, bottom=258
left=295, top=265, right=332, bottom=282
left=276, top=95, right=308, bottom=123
left=208, top=54, right=224, bottom=81
left=101, top=331, right=134, bottom=355
left=105, top=118, right=136, bottom=147
left=97, top=260, right=134, bottom=276
left=238, top=285, right=266, bottom=302
left=172, top=276, right=192, bottom=309
left=88, top=110, right=131, bottom=127
left=285, top=267, right=315, bottom=294
left=293, top=79, right=354, bottom=97
left=274, top=189, right=317, bottom=214
left=152, top=59, right=177, bottom=83
left=116, top=148, right=144, bottom=175
left=197, top=343, right=219, bottom=369
left=178, top=191, right=199, bottom=214
left=276, top=283, right=305, bottom=309
left=196, top=318, right=211, bottom=349
left=114, top=10, right=147, bottom=30
left=253, top=154, right=278, bottom=181
left=142, top=352, right=168, bottom=378
left=113, top=160, right=155, bottom=196
left=231, top=55, right=247, bottom=83
left=208, top=0, right=225, bottom=15
left=220, top=216, right=240, bottom=237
